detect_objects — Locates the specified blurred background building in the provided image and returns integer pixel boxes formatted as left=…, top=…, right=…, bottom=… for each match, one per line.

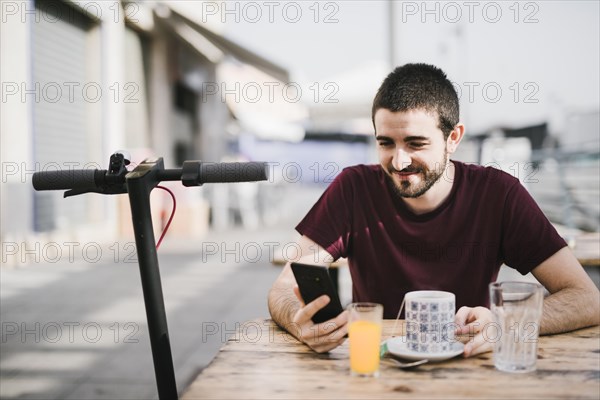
left=1, top=0, right=312, bottom=258
left=2, top=1, right=599, bottom=258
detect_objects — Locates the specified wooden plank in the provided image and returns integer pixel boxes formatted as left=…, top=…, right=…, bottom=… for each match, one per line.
left=183, top=319, right=600, bottom=399
left=572, top=233, right=600, bottom=267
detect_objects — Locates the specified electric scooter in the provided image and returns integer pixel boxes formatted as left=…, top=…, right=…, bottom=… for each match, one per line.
left=32, top=151, right=270, bottom=399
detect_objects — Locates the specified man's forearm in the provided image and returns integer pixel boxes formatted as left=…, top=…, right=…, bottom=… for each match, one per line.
left=540, top=286, right=600, bottom=335
left=267, top=237, right=335, bottom=339
left=268, top=282, right=301, bottom=335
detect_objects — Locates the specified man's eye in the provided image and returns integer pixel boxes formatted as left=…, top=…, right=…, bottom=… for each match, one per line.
left=378, top=141, right=393, bottom=147
left=410, top=143, right=426, bottom=148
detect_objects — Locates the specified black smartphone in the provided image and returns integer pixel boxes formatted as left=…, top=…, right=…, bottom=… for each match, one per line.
left=290, top=262, right=344, bottom=324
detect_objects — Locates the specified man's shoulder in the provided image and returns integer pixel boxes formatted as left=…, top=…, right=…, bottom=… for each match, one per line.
left=455, top=160, right=520, bottom=189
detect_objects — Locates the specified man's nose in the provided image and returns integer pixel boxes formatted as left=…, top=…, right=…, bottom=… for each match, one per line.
left=392, top=148, right=411, bottom=170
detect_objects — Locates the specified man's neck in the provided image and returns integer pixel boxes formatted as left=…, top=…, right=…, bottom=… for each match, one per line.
left=402, top=161, right=456, bottom=215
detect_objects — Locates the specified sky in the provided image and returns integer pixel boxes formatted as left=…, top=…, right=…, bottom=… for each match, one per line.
left=222, top=0, right=600, bottom=135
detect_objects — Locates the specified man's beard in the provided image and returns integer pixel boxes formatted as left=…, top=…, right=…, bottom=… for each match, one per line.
left=385, top=150, right=448, bottom=199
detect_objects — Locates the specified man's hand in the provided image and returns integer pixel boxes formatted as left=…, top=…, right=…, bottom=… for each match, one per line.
left=290, top=286, right=348, bottom=353
left=454, top=306, right=494, bottom=357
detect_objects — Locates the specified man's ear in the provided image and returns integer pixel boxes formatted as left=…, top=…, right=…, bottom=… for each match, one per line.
left=446, top=124, right=465, bottom=154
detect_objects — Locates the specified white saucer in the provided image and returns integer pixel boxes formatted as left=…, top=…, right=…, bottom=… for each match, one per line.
left=386, top=336, right=464, bottom=362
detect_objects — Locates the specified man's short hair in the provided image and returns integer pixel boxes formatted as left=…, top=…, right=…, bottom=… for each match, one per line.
left=372, top=63, right=459, bottom=139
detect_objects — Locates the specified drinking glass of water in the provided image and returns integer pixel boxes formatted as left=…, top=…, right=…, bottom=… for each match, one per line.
left=489, top=282, right=544, bottom=373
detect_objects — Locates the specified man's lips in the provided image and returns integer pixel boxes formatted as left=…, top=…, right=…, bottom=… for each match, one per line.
left=394, top=171, right=416, bottom=177
left=391, top=169, right=421, bottom=178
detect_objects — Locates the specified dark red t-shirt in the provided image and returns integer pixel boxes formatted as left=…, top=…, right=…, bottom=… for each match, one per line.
left=296, top=161, right=566, bottom=318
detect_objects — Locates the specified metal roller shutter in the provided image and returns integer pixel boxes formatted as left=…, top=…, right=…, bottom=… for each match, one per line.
left=32, top=0, right=95, bottom=232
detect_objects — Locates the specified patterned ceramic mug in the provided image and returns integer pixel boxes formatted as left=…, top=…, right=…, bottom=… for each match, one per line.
left=404, top=291, right=456, bottom=353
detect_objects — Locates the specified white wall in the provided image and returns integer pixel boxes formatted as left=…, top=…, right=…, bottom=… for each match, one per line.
left=1, top=0, right=34, bottom=241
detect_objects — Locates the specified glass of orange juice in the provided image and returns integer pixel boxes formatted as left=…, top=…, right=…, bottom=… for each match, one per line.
left=348, top=302, right=384, bottom=377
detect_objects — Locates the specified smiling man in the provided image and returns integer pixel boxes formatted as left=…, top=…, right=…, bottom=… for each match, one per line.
left=268, top=63, right=600, bottom=356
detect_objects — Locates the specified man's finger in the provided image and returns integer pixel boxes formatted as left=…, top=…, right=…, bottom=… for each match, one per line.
left=311, top=334, right=347, bottom=353
left=298, top=295, right=331, bottom=322
left=309, top=322, right=349, bottom=353
left=455, top=320, right=483, bottom=336
left=463, top=333, right=493, bottom=357
left=454, top=306, right=473, bottom=326
left=313, top=310, right=348, bottom=337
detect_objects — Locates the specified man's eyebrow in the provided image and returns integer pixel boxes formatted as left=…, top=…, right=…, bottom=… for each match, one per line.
left=375, top=135, right=431, bottom=142
left=375, top=135, right=393, bottom=141
left=404, top=135, right=430, bottom=142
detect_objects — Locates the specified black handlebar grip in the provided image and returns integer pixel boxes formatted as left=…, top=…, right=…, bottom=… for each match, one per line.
left=32, top=169, right=103, bottom=191
left=199, top=162, right=269, bottom=183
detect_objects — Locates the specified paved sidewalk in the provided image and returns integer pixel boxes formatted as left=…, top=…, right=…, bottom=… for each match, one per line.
left=0, top=225, right=296, bottom=399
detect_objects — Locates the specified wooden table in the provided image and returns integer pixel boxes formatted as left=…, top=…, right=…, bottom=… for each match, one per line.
left=183, top=319, right=600, bottom=399
left=572, top=232, right=600, bottom=267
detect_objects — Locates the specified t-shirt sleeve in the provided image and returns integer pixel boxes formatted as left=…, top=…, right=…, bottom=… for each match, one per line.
left=295, top=168, right=356, bottom=260
left=501, top=180, right=567, bottom=275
